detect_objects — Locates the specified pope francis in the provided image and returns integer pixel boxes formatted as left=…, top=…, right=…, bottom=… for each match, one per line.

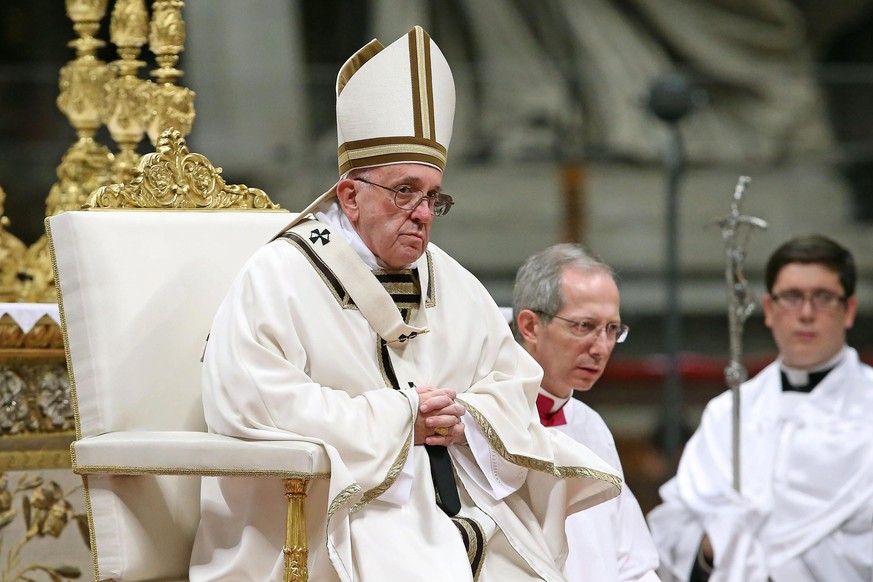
left=189, top=25, right=620, bottom=582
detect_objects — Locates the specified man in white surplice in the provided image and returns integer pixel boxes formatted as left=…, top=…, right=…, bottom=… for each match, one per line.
left=513, top=243, right=661, bottom=582
left=647, top=234, right=873, bottom=582
left=189, top=26, right=620, bottom=582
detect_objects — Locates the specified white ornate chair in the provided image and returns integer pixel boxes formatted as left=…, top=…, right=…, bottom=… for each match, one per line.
left=47, top=131, right=329, bottom=582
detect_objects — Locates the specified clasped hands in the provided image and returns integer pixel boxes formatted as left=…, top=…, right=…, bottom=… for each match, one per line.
left=414, top=386, right=466, bottom=446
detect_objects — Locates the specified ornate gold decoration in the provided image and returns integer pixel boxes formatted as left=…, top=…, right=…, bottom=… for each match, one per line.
left=0, top=316, right=64, bottom=351
left=0, top=449, right=72, bottom=473
left=0, top=187, right=26, bottom=303
left=86, top=129, right=282, bottom=210
left=283, top=479, right=309, bottom=582
left=54, top=0, right=115, bottom=206
left=0, top=473, right=88, bottom=581
left=145, top=0, right=195, bottom=145
left=21, top=0, right=116, bottom=303
left=149, top=0, right=184, bottom=84
left=17, top=240, right=55, bottom=304
left=0, top=317, right=25, bottom=351
left=0, top=360, right=73, bottom=436
left=103, top=0, right=150, bottom=184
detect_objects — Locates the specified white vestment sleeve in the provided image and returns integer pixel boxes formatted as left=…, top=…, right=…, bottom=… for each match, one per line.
left=702, top=504, right=770, bottom=582
left=450, top=411, right=527, bottom=500
left=377, top=388, right=419, bottom=506
left=614, top=486, right=662, bottom=581
left=559, top=400, right=660, bottom=582
left=647, top=478, right=705, bottom=582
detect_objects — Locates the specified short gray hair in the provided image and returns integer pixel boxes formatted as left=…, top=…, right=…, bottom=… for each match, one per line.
left=511, top=243, right=616, bottom=341
left=345, top=167, right=373, bottom=182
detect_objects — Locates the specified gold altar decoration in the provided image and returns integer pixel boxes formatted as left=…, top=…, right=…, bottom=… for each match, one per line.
left=19, top=0, right=117, bottom=304
left=145, top=0, right=195, bottom=145
left=53, top=0, right=116, bottom=212
left=0, top=305, right=71, bottom=471
left=102, top=0, right=150, bottom=184
left=0, top=473, right=88, bottom=582
left=0, top=317, right=64, bottom=353
left=0, top=187, right=26, bottom=303
left=86, top=129, right=282, bottom=210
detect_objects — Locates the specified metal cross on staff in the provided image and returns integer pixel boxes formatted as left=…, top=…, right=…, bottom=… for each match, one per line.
left=713, top=176, right=767, bottom=493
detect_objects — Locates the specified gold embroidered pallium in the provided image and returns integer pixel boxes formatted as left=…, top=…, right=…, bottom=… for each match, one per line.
left=0, top=472, right=89, bottom=580
left=85, top=129, right=282, bottom=210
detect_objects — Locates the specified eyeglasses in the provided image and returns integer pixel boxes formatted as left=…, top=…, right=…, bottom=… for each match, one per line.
left=769, top=289, right=847, bottom=311
left=353, top=178, right=454, bottom=216
left=535, top=311, right=629, bottom=344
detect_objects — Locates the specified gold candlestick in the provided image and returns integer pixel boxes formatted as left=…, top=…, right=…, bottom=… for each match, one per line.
left=145, top=0, right=195, bottom=145
left=54, top=0, right=115, bottom=211
left=0, top=186, right=26, bottom=303
left=21, top=0, right=114, bottom=303
left=103, top=0, right=150, bottom=184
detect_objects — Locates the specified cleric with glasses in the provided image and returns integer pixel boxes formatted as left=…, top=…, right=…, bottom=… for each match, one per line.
left=648, top=234, right=873, bottom=582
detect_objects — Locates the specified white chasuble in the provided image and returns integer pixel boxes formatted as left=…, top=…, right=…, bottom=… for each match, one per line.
left=190, top=220, right=620, bottom=582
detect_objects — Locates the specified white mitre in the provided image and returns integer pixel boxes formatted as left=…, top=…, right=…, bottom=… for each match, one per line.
left=286, top=25, right=456, bottom=230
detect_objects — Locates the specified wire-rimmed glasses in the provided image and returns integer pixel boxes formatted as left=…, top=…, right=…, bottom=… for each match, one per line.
left=534, top=311, right=629, bottom=344
left=353, top=178, right=454, bottom=216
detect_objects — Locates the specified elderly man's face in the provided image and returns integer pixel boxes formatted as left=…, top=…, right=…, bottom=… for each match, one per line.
left=338, top=163, right=440, bottom=268
left=763, top=262, right=856, bottom=368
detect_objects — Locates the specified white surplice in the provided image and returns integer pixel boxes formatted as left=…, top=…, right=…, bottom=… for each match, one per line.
left=556, top=398, right=661, bottom=582
left=189, top=215, right=621, bottom=582
left=647, top=347, right=873, bottom=582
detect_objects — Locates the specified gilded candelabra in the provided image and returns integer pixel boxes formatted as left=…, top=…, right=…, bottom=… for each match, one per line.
left=145, top=0, right=195, bottom=145
left=102, top=0, right=150, bottom=184
left=20, top=0, right=116, bottom=303
left=51, top=0, right=116, bottom=215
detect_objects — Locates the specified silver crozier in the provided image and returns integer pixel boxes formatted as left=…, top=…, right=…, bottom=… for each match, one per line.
left=714, top=176, right=767, bottom=492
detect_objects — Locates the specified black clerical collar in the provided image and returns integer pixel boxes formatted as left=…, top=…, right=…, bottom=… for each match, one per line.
left=780, top=367, right=833, bottom=393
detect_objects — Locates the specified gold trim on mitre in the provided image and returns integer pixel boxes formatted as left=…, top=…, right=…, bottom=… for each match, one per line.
left=409, top=25, right=436, bottom=142
left=337, top=39, right=385, bottom=96
left=338, top=136, right=447, bottom=175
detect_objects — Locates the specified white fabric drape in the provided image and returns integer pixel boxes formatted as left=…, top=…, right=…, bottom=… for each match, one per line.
left=559, top=398, right=662, bottom=582
left=648, top=347, right=873, bottom=581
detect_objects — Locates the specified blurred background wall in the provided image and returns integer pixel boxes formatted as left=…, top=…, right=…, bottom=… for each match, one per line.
left=3, top=0, right=873, bottom=512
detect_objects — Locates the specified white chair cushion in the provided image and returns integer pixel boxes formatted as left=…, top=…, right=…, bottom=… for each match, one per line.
left=72, top=431, right=330, bottom=476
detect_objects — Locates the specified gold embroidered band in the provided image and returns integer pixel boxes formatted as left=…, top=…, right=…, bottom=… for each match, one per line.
left=338, top=137, right=448, bottom=174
